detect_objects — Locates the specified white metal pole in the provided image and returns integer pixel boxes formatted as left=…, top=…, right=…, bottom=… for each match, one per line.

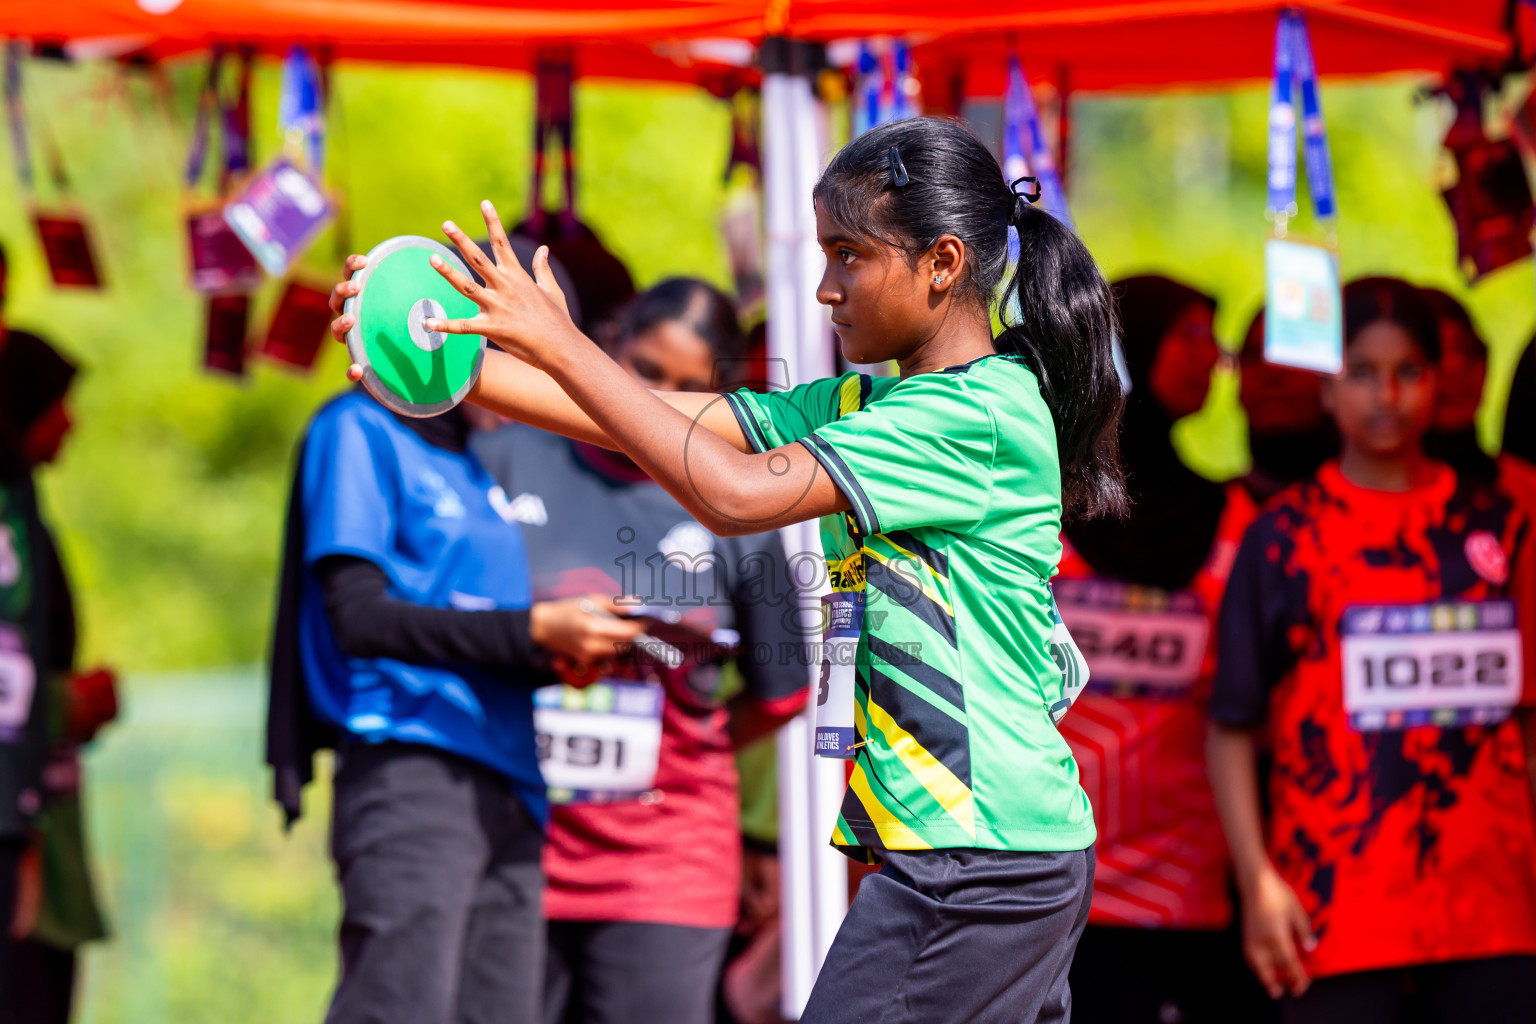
left=763, top=59, right=848, bottom=1021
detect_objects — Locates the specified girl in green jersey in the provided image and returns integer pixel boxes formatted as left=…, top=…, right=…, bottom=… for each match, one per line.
left=330, top=116, right=1126, bottom=1024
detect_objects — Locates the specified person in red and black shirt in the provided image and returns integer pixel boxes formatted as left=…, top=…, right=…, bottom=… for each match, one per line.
left=1209, top=277, right=1536, bottom=1023
left=1060, top=276, right=1271, bottom=1023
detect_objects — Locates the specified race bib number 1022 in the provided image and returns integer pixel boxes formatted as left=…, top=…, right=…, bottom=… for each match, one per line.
left=1341, top=601, right=1523, bottom=731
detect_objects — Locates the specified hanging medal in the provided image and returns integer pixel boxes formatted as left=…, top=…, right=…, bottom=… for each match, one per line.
left=1263, top=9, right=1343, bottom=376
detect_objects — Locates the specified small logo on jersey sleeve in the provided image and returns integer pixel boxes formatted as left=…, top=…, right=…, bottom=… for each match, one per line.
left=1465, top=530, right=1509, bottom=586
left=492, top=488, right=548, bottom=526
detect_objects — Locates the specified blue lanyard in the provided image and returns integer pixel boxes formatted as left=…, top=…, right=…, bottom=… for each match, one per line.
left=891, top=41, right=915, bottom=121
left=855, top=43, right=880, bottom=137
left=854, top=40, right=916, bottom=137
left=280, top=45, right=325, bottom=174
left=1267, top=9, right=1335, bottom=222
left=1003, top=53, right=1074, bottom=232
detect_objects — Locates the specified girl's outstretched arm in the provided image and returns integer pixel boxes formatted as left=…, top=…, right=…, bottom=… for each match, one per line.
left=329, top=204, right=851, bottom=536
left=425, top=207, right=848, bottom=536
left=327, top=253, right=752, bottom=455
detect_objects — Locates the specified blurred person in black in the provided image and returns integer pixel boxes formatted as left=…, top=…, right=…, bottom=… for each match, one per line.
left=1421, top=288, right=1536, bottom=501
left=0, top=239, right=51, bottom=1010
left=0, top=247, right=118, bottom=1024
left=1505, top=337, right=1534, bottom=466
left=1235, top=309, right=1338, bottom=504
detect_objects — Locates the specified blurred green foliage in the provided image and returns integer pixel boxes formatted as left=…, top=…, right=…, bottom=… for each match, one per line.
left=0, top=53, right=1530, bottom=1024
left=76, top=669, right=337, bottom=1022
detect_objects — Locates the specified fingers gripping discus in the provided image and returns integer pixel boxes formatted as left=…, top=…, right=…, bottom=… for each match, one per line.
left=344, top=236, right=485, bottom=417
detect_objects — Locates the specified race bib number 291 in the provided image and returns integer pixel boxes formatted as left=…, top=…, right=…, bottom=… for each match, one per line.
left=534, top=680, right=664, bottom=804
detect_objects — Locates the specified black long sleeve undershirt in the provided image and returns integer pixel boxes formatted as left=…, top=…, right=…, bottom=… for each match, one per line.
left=315, top=555, right=551, bottom=675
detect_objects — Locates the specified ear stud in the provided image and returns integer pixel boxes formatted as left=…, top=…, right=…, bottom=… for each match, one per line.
left=933, top=275, right=944, bottom=285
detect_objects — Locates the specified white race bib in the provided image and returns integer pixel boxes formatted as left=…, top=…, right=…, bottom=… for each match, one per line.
left=814, top=590, right=862, bottom=759
left=534, top=680, right=664, bottom=803
left=1342, top=601, right=1523, bottom=731
left=1048, top=594, right=1091, bottom=726
left=0, top=623, right=36, bottom=738
left=1053, top=578, right=1209, bottom=697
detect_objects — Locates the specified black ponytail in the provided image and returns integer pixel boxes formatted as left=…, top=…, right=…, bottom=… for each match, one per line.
left=997, top=204, right=1127, bottom=520
left=814, top=117, right=1127, bottom=521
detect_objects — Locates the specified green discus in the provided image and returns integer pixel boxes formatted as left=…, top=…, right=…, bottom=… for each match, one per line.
left=344, top=235, right=486, bottom=417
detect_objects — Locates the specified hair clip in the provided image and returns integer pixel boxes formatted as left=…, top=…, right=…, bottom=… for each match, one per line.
left=1010, top=176, right=1042, bottom=204
left=888, top=146, right=911, bottom=187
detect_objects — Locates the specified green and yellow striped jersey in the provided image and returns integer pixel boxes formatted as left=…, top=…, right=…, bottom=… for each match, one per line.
left=725, top=354, right=1095, bottom=861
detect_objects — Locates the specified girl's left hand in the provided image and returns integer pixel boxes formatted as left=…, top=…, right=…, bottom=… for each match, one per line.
left=424, top=200, right=583, bottom=371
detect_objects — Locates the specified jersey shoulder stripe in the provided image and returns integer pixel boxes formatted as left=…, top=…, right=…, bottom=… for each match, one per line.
left=801, top=433, right=882, bottom=536
left=722, top=391, right=771, bottom=453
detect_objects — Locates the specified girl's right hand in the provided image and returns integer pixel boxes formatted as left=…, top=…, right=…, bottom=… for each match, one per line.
left=328, top=254, right=369, bottom=383
left=1241, top=864, right=1317, bottom=1000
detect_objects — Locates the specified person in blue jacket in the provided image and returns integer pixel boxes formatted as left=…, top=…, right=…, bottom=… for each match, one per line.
left=269, top=388, right=643, bottom=1024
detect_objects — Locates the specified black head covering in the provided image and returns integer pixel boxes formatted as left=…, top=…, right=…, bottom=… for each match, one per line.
left=0, top=329, right=78, bottom=479
left=1419, top=287, right=1498, bottom=483
left=1065, top=276, right=1226, bottom=591
left=1506, top=337, right=1536, bottom=466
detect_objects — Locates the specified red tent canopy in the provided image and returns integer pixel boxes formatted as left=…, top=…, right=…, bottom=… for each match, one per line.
left=6, top=0, right=1520, bottom=88
left=908, top=0, right=1517, bottom=94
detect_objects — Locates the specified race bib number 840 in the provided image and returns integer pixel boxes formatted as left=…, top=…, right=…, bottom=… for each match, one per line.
left=1052, top=578, right=1209, bottom=698
left=1342, top=601, right=1523, bottom=730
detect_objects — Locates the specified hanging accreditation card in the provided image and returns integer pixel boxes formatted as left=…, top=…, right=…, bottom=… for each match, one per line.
left=1048, top=593, right=1090, bottom=726
left=0, top=623, right=37, bottom=741
left=1052, top=578, right=1209, bottom=698
left=534, top=680, right=664, bottom=804
left=1264, top=238, right=1342, bottom=374
left=222, top=158, right=333, bottom=277
left=815, top=590, right=863, bottom=759
left=1342, top=601, right=1524, bottom=731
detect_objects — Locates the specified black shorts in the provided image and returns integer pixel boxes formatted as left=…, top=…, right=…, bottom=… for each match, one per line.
left=800, top=846, right=1094, bottom=1024
left=544, top=919, right=731, bottom=1024
left=1069, top=922, right=1277, bottom=1024
left=1284, top=956, right=1536, bottom=1024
